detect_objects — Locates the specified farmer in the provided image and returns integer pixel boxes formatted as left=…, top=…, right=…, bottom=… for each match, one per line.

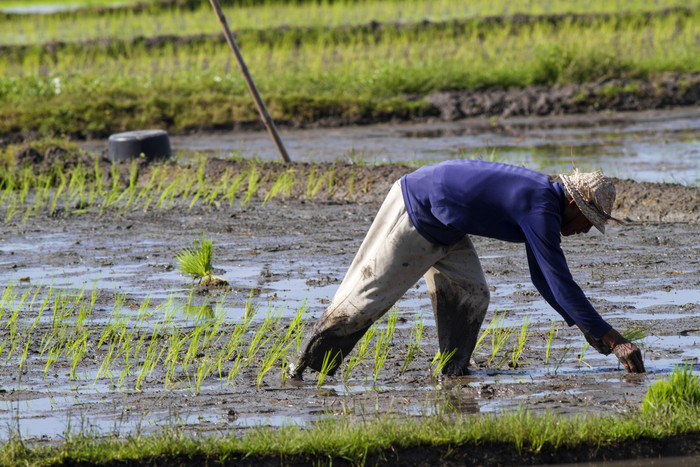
left=290, top=159, right=645, bottom=378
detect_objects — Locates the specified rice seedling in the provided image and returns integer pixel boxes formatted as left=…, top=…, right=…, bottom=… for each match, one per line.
left=431, top=348, right=457, bottom=378
left=401, top=313, right=424, bottom=375
left=262, top=168, right=295, bottom=206
left=187, top=162, right=208, bottom=212
left=116, top=160, right=139, bottom=212
left=623, top=325, right=648, bottom=346
left=285, top=301, right=308, bottom=352
left=544, top=321, right=556, bottom=365
left=372, top=307, right=398, bottom=384
left=305, top=166, right=318, bottom=201
left=4, top=191, right=18, bottom=223
left=308, top=168, right=327, bottom=200
left=326, top=167, right=335, bottom=199
left=90, top=156, right=104, bottom=204
left=180, top=177, right=197, bottom=206
left=21, top=188, right=40, bottom=225
left=220, top=322, right=247, bottom=377
left=317, top=350, right=340, bottom=388
left=164, top=327, right=187, bottom=389
left=241, top=165, right=262, bottom=207
left=99, top=164, right=122, bottom=215
left=223, top=171, right=248, bottom=208
left=130, top=332, right=149, bottom=377
left=0, top=175, right=13, bottom=206
left=483, top=309, right=514, bottom=367
left=68, top=331, right=91, bottom=380
left=194, top=356, right=216, bottom=393
left=205, top=170, right=231, bottom=208
left=256, top=327, right=294, bottom=389
left=578, top=339, right=591, bottom=368
left=68, top=162, right=87, bottom=209
left=156, top=174, right=182, bottom=211
left=43, top=342, right=64, bottom=379
left=95, top=340, right=116, bottom=385
left=175, top=233, right=228, bottom=287
left=181, top=325, right=206, bottom=379
left=342, top=322, right=378, bottom=382
left=474, top=313, right=497, bottom=355
left=244, top=305, right=281, bottom=368
left=554, top=347, right=570, bottom=376
left=17, top=339, right=31, bottom=378
left=225, top=351, right=245, bottom=388
left=510, top=316, right=530, bottom=368
left=347, top=171, right=355, bottom=201
left=133, top=166, right=160, bottom=210
left=18, top=169, right=32, bottom=209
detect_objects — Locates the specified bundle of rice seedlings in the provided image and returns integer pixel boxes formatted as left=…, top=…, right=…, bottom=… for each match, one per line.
left=176, top=233, right=228, bottom=287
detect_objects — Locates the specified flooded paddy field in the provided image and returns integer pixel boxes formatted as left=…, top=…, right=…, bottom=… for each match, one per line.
left=2, top=109, right=699, bottom=442
left=148, top=107, right=700, bottom=186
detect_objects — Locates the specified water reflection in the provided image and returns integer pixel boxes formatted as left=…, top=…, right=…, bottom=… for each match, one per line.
left=145, top=107, right=700, bottom=185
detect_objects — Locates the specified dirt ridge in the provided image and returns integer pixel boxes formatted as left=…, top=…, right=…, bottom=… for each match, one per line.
left=7, top=148, right=698, bottom=223
left=200, top=158, right=699, bottom=223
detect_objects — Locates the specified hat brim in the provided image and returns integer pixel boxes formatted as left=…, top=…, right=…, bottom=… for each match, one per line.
left=560, top=174, right=609, bottom=234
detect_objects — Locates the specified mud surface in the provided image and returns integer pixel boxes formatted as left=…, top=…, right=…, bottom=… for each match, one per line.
left=0, top=158, right=698, bottom=454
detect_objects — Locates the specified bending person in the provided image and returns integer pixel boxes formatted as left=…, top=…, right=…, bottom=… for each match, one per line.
left=291, top=159, right=645, bottom=378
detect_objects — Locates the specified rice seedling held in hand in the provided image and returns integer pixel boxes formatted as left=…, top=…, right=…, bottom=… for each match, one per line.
left=176, top=233, right=228, bottom=288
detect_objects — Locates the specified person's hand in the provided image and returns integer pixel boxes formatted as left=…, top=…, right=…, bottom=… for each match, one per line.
left=601, top=328, right=645, bottom=373
left=612, top=340, right=645, bottom=373
left=583, top=332, right=612, bottom=355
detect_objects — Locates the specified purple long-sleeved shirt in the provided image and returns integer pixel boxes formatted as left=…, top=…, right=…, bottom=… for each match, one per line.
left=400, top=159, right=611, bottom=339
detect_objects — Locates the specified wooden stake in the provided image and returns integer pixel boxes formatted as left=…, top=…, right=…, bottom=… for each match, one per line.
left=209, top=0, right=292, bottom=163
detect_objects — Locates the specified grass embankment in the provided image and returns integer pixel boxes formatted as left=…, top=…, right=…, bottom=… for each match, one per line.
left=1, top=367, right=699, bottom=465
left=1, top=1, right=699, bottom=139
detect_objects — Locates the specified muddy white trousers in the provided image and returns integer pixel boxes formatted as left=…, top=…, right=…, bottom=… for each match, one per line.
left=294, top=181, right=490, bottom=376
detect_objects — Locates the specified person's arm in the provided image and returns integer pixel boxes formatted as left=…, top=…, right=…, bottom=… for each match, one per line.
left=523, top=218, right=645, bottom=372
left=526, top=243, right=575, bottom=325
left=522, top=221, right=610, bottom=338
left=576, top=325, right=645, bottom=373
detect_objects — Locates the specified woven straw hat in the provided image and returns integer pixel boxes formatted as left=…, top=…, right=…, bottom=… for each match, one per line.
left=559, top=169, right=620, bottom=234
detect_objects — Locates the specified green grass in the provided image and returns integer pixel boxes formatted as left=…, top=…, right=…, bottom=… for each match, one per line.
left=2, top=0, right=699, bottom=45
left=0, top=4, right=698, bottom=138
left=1, top=367, right=699, bottom=465
left=643, top=364, right=700, bottom=415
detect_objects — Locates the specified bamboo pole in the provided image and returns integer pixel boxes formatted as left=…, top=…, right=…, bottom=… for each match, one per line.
left=209, top=0, right=292, bottom=163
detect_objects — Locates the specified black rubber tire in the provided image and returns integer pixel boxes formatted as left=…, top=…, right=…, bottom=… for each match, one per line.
left=108, top=129, right=171, bottom=162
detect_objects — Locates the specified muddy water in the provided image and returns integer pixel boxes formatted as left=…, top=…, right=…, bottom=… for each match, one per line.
left=2, top=111, right=699, bottom=441
left=147, top=107, right=700, bottom=185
